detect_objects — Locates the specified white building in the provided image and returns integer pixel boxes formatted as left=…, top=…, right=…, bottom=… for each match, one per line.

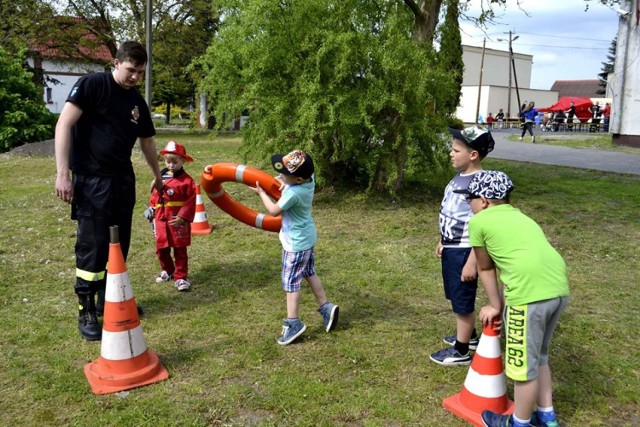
left=457, top=45, right=558, bottom=124
left=609, top=0, right=640, bottom=147
left=27, top=39, right=112, bottom=114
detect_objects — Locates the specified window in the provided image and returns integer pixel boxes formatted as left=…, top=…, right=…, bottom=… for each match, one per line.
left=46, top=88, right=53, bottom=104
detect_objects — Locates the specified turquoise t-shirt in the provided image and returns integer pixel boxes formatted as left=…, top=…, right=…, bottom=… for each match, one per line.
left=277, top=177, right=317, bottom=252
left=469, top=204, right=569, bottom=306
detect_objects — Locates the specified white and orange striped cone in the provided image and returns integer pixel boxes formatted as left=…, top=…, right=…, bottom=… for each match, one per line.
left=442, top=324, right=514, bottom=426
left=192, top=184, right=213, bottom=235
left=83, top=226, right=169, bottom=395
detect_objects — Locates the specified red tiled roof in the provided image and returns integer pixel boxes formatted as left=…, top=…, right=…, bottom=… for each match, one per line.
left=30, top=17, right=113, bottom=63
left=550, top=80, right=602, bottom=98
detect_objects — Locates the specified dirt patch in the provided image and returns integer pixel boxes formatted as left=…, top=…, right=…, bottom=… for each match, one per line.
left=2, top=140, right=55, bottom=158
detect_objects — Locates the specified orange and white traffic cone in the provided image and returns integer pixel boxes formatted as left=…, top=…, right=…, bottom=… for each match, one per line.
left=83, top=226, right=169, bottom=395
left=442, top=324, right=514, bottom=426
left=192, top=184, right=213, bottom=235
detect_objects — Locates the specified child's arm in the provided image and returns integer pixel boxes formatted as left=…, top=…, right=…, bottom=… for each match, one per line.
left=250, top=182, right=283, bottom=217
left=474, top=246, right=504, bottom=327
left=461, top=248, right=477, bottom=282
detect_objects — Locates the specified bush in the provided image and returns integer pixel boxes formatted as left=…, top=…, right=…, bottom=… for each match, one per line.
left=0, top=47, right=56, bottom=152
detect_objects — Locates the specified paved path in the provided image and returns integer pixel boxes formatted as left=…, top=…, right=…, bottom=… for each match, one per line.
left=488, top=130, right=640, bottom=175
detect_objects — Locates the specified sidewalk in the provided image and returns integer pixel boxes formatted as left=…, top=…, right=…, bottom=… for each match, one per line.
left=488, top=130, right=640, bottom=176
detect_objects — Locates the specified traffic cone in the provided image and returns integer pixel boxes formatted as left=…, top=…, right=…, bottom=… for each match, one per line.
left=192, top=184, right=213, bottom=235
left=83, top=226, right=169, bottom=395
left=442, top=324, right=514, bottom=426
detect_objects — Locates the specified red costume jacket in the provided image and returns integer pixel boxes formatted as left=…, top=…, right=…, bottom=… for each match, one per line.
left=149, top=168, right=196, bottom=249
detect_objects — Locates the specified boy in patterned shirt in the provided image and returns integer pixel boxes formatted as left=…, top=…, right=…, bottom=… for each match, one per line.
left=430, top=126, right=494, bottom=366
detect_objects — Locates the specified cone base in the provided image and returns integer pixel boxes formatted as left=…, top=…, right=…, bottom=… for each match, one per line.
left=443, top=392, right=514, bottom=427
left=191, top=226, right=213, bottom=235
left=83, top=350, right=169, bottom=395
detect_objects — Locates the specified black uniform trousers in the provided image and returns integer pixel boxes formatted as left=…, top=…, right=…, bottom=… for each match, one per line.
left=71, top=173, right=136, bottom=296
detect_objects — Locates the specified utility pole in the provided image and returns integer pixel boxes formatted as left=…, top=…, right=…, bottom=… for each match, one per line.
left=475, top=38, right=486, bottom=125
left=506, top=31, right=519, bottom=119
left=145, top=0, right=152, bottom=107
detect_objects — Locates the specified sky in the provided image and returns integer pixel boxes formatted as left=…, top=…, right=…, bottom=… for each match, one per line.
left=460, top=0, right=621, bottom=90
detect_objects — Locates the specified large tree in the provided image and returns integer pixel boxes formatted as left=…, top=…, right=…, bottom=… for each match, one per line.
left=0, top=47, right=56, bottom=152
left=200, top=0, right=458, bottom=192
left=53, top=0, right=218, bottom=115
left=597, top=37, right=616, bottom=95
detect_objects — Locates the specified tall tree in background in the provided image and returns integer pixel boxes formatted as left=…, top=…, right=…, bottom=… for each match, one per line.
left=437, top=0, right=464, bottom=115
left=0, top=47, right=56, bottom=152
left=597, top=37, right=616, bottom=95
left=200, top=0, right=455, bottom=192
left=54, top=0, right=218, bottom=115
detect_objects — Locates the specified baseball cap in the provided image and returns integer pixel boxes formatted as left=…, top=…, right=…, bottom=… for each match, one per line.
left=271, top=150, right=314, bottom=179
left=454, top=170, right=514, bottom=200
left=160, top=140, right=193, bottom=162
left=448, top=126, right=495, bottom=158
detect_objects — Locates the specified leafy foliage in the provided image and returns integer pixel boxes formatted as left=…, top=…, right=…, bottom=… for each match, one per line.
left=437, top=0, right=464, bottom=115
left=597, top=37, right=616, bottom=95
left=199, top=0, right=454, bottom=192
left=0, top=47, right=56, bottom=152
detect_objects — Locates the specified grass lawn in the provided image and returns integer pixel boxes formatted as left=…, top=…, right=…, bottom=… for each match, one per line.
left=506, top=130, right=640, bottom=154
left=1, top=132, right=638, bottom=426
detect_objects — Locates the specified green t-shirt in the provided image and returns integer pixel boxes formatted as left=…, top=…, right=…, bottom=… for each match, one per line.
left=469, top=204, right=569, bottom=306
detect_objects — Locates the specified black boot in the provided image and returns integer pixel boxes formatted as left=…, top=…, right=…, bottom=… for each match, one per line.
left=95, top=289, right=144, bottom=317
left=78, top=294, right=102, bottom=341
left=95, top=289, right=105, bottom=317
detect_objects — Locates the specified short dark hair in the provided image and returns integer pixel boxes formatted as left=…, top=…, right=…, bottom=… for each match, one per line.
left=116, top=41, right=148, bottom=67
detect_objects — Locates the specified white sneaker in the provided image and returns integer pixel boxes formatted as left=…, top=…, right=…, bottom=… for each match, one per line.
left=175, top=279, right=191, bottom=291
left=518, top=137, right=523, bottom=141
left=156, top=270, right=172, bottom=283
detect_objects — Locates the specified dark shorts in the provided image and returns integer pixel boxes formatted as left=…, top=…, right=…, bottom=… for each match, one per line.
left=441, top=247, right=478, bottom=315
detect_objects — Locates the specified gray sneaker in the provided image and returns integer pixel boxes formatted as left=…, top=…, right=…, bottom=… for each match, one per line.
left=277, top=319, right=306, bottom=345
left=318, top=302, right=339, bottom=332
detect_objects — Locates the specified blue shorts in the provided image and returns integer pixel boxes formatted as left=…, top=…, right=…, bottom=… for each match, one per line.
left=441, top=247, right=478, bottom=315
left=281, top=248, right=316, bottom=292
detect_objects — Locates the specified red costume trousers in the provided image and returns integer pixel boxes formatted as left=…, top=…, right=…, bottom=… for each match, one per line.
left=156, top=247, right=189, bottom=280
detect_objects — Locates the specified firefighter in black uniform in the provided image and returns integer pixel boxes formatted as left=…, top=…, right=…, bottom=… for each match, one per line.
left=54, top=41, right=162, bottom=341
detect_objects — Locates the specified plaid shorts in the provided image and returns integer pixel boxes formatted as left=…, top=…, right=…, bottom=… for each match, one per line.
left=281, top=248, right=316, bottom=292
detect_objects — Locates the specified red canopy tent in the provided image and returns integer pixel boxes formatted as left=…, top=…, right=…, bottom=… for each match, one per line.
left=538, top=96, right=593, bottom=123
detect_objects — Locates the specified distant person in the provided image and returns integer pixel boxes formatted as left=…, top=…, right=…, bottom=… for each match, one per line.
left=519, top=102, right=527, bottom=126
left=565, top=102, right=576, bottom=132
left=486, top=113, right=495, bottom=129
left=519, top=102, right=538, bottom=143
left=54, top=41, right=162, bottom=341
left=478, top=113, right=485, bottom=126
left=602, top=102, right=611, bottom=132
left=590, top=101, right=601, bottom=119
left=251, top=149, right=339, bottom=345
left=430, top=126, right=495, bottom=366
left=455, top=170, right=569, bottom=427
left=496, top=109, right=505, bottom=129
left=147, top=141, right=196, bottom=292
left=553, top=110, right=566, bottom=132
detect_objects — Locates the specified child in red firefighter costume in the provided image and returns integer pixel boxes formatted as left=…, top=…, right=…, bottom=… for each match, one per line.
left=147, top=141, right=196, bottom=291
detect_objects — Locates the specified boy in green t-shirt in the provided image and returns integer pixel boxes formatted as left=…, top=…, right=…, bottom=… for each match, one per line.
left=455, top=170, right=569, bottom=427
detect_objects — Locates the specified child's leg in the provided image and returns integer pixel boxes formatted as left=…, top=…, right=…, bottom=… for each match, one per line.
left=173, top=246, right=188, bottom=280
left=513, top=379, right=538, bottom=421
left=537, top=364, right=553, bottom=407
left=156, top=247, right=175, bottom=274
left=305, top=274, right=327, bottom=307
left=455, top=312, right=475, bottom=343
left=286, top=291, right=301, bottom=318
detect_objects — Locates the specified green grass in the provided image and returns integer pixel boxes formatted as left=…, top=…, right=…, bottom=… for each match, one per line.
left=1, top=132, right=639, bottom=426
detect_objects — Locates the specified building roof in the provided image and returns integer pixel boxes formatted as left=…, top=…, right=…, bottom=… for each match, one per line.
left=30, top=17, right=112, bottom=64
left=550, top=80, right=602, bottom=98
